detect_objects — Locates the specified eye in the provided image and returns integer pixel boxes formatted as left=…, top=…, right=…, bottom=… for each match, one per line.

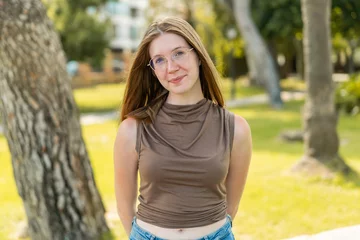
left=154, top=56, right=166, bottom=64
left=173, top=50, right=186, bottom=58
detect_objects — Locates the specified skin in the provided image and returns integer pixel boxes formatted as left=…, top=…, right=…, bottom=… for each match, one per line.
left=114, top=32, right=252, bottom=237
left=148, top=33, right=204, bottom=105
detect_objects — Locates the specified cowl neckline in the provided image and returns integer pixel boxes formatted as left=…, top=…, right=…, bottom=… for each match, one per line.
left=161, top=98, right=210, bottom=121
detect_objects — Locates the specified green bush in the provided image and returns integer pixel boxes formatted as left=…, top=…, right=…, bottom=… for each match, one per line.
left=335, top=73, right=360, bottom=115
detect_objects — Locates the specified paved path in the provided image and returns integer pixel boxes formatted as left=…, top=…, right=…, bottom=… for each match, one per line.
left=226, top=91, right=305, bottom=108
left=80, top=111, right=118, bottom=125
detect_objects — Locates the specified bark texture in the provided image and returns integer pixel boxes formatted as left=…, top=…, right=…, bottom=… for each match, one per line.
left=232, top=0, right=283, bottom=108
left=0, top=1, right=109, bottom=239
left=294, top=0, right=351, bottom=175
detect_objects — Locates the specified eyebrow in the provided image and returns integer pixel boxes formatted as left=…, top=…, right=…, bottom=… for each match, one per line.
left=151, top=46, right=186, bottom=58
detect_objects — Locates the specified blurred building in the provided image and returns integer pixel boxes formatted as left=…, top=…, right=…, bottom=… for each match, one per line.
left=71, top=0, right=149, bottom=88
left=104, top=0, right=149, bottom=72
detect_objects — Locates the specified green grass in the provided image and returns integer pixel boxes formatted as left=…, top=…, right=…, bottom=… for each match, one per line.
left=280, top=77, right=306, bottom=92
left=73, top=78, right=266, bottom=114
left=72, top=78, right=304, bottom=114
left=220, top=77, right=266, bottom=100
left=1, top=86, right=360, bottom=239
left=73, top=83, right=125, bottom=114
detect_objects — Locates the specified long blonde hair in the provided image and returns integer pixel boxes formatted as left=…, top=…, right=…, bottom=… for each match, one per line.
left=120, top=16, right=224, bottom=122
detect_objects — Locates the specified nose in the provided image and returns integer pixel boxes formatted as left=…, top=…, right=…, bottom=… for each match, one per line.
left=167, top=58, right=179, bottom=73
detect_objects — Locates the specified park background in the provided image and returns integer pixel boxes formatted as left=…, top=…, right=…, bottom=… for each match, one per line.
left=0, top=0, right=360, bottom=239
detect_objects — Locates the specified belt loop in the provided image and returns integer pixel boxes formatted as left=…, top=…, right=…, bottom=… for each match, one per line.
left=132, top=216, right=136, bottom=226
left=227, top=214, right=233, bottom=227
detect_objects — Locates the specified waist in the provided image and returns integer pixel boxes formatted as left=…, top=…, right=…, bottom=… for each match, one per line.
left=136, top=217, right=227, bottom=239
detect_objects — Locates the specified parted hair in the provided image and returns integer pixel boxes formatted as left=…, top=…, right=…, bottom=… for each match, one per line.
left=120, top=16, right=224, bottom=123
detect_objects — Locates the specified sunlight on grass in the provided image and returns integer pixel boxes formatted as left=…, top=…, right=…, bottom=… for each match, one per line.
left=280, top=78, right=306, bottom=91
left=0, top=136, right=26, bottom=240
left=220, top=77, right=265, bottom=100
left=74, top=84, right=125, bottom=113
left=1, top=96, right=360, bottom=239
left=73, top=79, right=266, bottom=114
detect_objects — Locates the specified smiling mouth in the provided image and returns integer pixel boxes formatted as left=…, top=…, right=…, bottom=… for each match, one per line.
left=169, top=75, right=185, bottom=83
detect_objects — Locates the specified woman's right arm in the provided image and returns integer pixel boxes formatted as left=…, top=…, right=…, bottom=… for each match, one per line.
left=113, top=117, right=139, bottom=236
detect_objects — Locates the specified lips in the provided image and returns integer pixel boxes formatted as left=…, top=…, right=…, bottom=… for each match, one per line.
left=169, top=75, right=185, bottom=84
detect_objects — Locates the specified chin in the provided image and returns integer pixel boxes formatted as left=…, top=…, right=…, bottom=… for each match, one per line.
left=169, top=85, right=192, bottom=95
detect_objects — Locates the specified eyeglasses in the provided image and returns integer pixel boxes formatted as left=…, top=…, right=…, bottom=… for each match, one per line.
left=148, top=47, right=194, bottom=72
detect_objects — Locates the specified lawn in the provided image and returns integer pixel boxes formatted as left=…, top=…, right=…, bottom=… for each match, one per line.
left=1, top=81, right=359, bottom=239
left=72, top=78, right=302, bottom=114
left=73, top=78, right=266, bottom=114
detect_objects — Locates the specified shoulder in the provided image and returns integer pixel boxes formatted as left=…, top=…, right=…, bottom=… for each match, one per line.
left=117, top=117, right=137, bottom=136
left=118, top=117, right=138, bottom=133
left=233, top=114, right=252, bottom=147
left=114, top=117, right=138, bottom=150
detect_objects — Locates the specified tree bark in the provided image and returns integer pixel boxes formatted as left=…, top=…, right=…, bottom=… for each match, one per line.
left=346, top=39, right=358, bottom=74
left=294, top=38, right=304, bottom=79
left=232, top=0, right=283, bottom=108
left=0, top=1, right=109, bottom=239
left=293, top=0, right=351, bottom=175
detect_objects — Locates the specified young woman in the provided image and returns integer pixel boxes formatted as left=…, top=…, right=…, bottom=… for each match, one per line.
left=114, top=16, right=252, bottom=240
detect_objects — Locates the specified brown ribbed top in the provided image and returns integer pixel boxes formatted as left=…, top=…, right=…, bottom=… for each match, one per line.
left=135, top=98, right=234, bottom=228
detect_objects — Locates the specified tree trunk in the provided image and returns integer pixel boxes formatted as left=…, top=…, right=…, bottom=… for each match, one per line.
left=232, top=0, right=283, bottom=108
left=294, top=38, right=304, bottom=80
left=0, top=1, right=109, bottom=239
left=347, top=39, right=358, bottom=74
left=293, top=0, right=351, bottom=175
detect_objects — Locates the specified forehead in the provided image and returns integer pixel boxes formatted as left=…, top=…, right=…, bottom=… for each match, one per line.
left=149, top=32, right=189, bottom=57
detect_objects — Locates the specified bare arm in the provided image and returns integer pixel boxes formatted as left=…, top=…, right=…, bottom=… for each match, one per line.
left=226, top=115, right=252, bottom=219
left=113, top=118, right=138, bottom=236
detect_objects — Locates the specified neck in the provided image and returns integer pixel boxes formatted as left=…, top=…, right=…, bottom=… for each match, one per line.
left=166, top=92, right=204, bottom=105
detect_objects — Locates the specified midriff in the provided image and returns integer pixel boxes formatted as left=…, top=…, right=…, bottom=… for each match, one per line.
left=136, top=217, right=227, bottom=240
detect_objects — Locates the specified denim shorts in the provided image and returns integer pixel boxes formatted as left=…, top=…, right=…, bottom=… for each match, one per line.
left=129, top=215, right=235, bottom=240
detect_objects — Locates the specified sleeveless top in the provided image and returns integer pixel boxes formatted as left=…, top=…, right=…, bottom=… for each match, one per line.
left=135, top=98, right=235, bottom=228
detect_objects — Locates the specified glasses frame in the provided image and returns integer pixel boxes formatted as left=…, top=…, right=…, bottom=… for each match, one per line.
left=147, top=47, right=194, bottom=72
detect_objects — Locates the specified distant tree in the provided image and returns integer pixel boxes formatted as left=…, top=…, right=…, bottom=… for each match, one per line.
left=0, top=1, right=109, bottom=239
left=331, top=0, right=360, bottom=74
left=227, top=0, right=283, bottom=108
left=43, top=0, right=111, bottom=67
left=293, top=0, right=351, bottom=175
left=252, top=0, right=303, bottom=78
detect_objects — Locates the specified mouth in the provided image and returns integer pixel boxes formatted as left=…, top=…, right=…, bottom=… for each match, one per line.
left=168, top=75, right=185, bottom=84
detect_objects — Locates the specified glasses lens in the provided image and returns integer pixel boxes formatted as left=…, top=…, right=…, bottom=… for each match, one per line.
left=149, top=48, right=192, bottom=71
left=172, top=49, right=187, bottom=61
left=151, top=56, right=166, bottom=71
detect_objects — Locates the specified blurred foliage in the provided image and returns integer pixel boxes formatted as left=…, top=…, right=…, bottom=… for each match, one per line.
left=42, top=0, right=111, bottom=67
left=335, top=73, right=360, bottom=115
left=252, top=0, right=302, bottom=40
left=332, top=33, right=349, bottom=52
left=331, top=0, right=360, bottom=60
left=147, top=0, right=245, bottom=75
left=332, top=0, right=360, bottom=39
left=194, top=0, right=244, bottom=75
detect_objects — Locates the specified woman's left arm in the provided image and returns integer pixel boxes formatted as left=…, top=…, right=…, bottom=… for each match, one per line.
left=226, top=114, right=252, bottom=219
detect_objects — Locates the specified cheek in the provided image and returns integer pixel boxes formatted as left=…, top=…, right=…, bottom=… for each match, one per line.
left=155, top=73, right=169, bottom=88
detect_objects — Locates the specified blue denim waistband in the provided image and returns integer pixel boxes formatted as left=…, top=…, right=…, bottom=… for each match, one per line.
left=129, top=215, right=233, bottom=240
